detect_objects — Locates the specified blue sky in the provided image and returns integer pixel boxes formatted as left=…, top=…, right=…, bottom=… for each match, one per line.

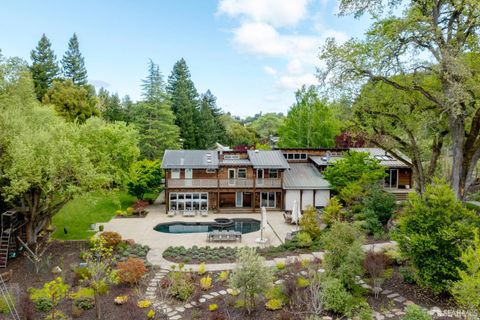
left=0, top=0, right=370, bottom=117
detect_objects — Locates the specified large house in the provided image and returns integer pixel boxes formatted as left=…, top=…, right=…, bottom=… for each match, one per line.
left=161, top=147, right=413, bottom=214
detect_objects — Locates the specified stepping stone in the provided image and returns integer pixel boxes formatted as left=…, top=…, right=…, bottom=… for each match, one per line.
left=190, top=302, right=198, bottom=306
left=322, top=317, right=332, bottom=320
left=170, top=316, right=182, bottom=320
left=394, top=296, right=406, bottom=303
left=299, top=253, right=315, bottom=261
left=361, top=283, right=372, bottom=289
left=165, top=307, right=172, bottom=313
left=175, top=307, right=185, bottom=312
left=211, top=292, right=219, bottom=297
left=357, top=279, right=365, bottom=284
left=147, top=287, right=156, bottom=292
left=219, top=290, right=227, bottom=295
left=374, top=315, right=385, bottom=320
left=275, top=279, right=285, bottom=285
left=300, top=270, right=308, bottom=276
left=273, top=257, right=287, bottom=264
left=404, top=300, right=415, bottom=306
left=167, top=311, right=177, bottom=317
left=203, top=294, right=213, bottom=299
left=184, top=304, right=192, bottom=309
left=381, top=289, right=392, bottom=295
left=199, top=298, right=206, bottom=303
left=385, top=313, right=394, bottom=318
left=312, top=252, right=324, bottom=259
left=317, top=268, right=325, bottom=273
left=387, top=293, right=399, bottom=299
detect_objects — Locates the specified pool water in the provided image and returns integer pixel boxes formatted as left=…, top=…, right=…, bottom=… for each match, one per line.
left=154, top=218, right=260, bottom=234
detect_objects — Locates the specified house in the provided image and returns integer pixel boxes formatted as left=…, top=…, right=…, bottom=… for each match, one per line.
left=162, top=150, right=289, bottom=213
left=161, top=147, right=414, bottom=214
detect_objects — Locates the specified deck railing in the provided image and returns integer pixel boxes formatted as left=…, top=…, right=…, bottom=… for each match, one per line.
left=167, top=178, right=282, bottom=188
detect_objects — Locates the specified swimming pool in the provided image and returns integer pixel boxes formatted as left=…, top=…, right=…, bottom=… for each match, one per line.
left=153, top=218, right=260, bottom=234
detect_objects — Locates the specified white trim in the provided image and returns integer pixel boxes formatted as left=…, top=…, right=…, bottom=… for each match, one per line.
left=171, top=168, right=180, bottom=179
left=236, top=192, right=243, bottom=207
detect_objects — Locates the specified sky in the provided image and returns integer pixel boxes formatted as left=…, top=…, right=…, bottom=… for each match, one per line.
left=0, top=0, right=371, bottom=117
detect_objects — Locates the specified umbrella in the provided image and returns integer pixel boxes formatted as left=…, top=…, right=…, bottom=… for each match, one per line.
left=256, top=206, right=268, bottom=244
left=291, top=200, right=302, bottom=225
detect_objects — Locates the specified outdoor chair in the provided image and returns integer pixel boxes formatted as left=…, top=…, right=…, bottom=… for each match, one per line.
left=167, top=210, right=175, bottom=217
left=201, top=210, right=208, bottom=217
left=283, top=211, right=293, bottom=224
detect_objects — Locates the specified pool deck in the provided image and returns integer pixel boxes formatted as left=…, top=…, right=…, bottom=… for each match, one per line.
left=99, top=193, right=298, bottom=266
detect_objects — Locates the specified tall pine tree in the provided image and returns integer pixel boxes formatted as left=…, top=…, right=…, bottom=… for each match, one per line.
left=135, top=60, right=181, bottom=159
left=167, top=58, right=199, bottom=149
left=197, top=90, right=226, bottom=148
left=61, top=33, right=88, bottom=85
left=30, top=34, right=59, bottom=101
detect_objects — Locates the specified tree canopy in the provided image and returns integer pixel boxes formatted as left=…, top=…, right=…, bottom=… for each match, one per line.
left=30, top=34, right=59, bottom=101
left=61, top=33, right=88, bottom=85
left=319, top=0, right=480, bottom=199
left=278, top=85, right=340, bottom=148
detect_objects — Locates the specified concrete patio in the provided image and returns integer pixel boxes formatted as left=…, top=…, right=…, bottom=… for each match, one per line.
left=100, top=193, right=299, bottom=266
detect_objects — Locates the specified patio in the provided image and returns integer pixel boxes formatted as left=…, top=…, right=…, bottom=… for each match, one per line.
left=99, top=193, right=297, bottom=266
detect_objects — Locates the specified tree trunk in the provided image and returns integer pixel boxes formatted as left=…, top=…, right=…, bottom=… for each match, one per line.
left=449, top=114, right=466, bottom=199
left=95, top=293, right=101, bottom=320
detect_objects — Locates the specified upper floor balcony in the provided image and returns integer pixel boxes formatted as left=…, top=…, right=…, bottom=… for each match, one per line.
left=167, top=178, right=282, bottom=189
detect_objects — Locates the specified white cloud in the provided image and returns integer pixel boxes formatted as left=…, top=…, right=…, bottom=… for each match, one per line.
left=263, top=66, right=277, bottom=75
left=277, top=73, right=318, bottom=90
left=286, top=59, right=303, bottom=74
left=218, top=0, right=310, bottom=27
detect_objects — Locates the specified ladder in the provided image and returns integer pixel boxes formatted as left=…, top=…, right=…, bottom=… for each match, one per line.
left=0, top=273, right=20, bottom=320
left=0, top=211, right=17, bottom=268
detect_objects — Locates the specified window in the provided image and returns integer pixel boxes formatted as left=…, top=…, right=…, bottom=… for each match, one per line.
left=384, top=169, right=398, bottom=188
left=171, top=169, right=180, bottom=179
left=206, top=169, right=216, bottom=173
left=269, top=169, right=278, bottom=179
left=169, top=192, right=209, bottom=211
left=224, top=154, right=240, bottom=160
left=294, top=154, right=301, bottom=160
left=238, top=168, right=247, bottom=179
left=261, top=192, right=276, bottom=208
left=300, top=154, right=307, bottom=160
left=375, top=155, right=394, bottom=161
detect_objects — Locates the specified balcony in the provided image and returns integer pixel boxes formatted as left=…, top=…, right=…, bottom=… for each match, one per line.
left=167, top=179, right=218, bottom=188
left=167, top=178, right=283, bottom=189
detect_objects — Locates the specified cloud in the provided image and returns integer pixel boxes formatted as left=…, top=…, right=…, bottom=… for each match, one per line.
left=263, top=66, right=277, bottom=76
left=218, top=0, right=310, bottom=27
left=89, top=79, right=110, bottom=88
left=277, top=73, right=318, bottom=90
left=286, top=59, right=303, bottom=74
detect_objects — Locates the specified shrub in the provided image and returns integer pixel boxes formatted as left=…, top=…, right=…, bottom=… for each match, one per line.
left=265, top=285, right=287, bottom=303
left=0, top=291, right=15, bottom=314
left=117, top=257, right=147, bottom=285
left=296, top=232, right=313, bottom=248
left=321, top=277, right=352, bottom=314
left=71, top=305, right=83, bottom=318
left=394, top=182, right=480, bottom=293
left=218, top=270, right=229, bottom=281
left=198, top=262, right=206, bottom=275
left=322, top=196, right=344, bottom=225
left=29, top=277, right=69, bottom=319
left=300, top=205, right=321, bottom=238
left=402, top=305, right=432, bottom=320
left=70, top=287, right=95, bottom=310
left=127, top=159, right=162, bottom=200
left=275, top=262, right=286, bottom=270
left=147, top=309, right=155, bottom=319
left=265, top=298, right=283, bottom=310
left=200, top=275, right=212, bottom=290
left=322, top=222, right=365, bottom=289
left=296, top=277, right=310, bottom=288
left=364, top=251, right=388, bottom=286
left=399, top=266, right=417, bottom=284
left=208, top=303, right=218, bottom=311
left=229, top=247, right=274, bottom=314
left=126, top=207, right=134, bottom=215
left=99, top=231, right=122, bottom=248
left=167, top=270, right=195, bottom=301
left=44, top=310, right=68, bottom=320
left=452, top=230, right=480, bottom=314
left=114, top=295, right=128, bottom=305
left=137, top=299, right=151, bottom=308
left=362, top=186, right=396, bottom=226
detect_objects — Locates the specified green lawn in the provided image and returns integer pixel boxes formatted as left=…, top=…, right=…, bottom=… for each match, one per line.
left=52, top=190, right=136, bottom=240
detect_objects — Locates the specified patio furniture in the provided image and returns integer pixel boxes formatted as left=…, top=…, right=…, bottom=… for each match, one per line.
left=201, top=210, right=208, bottom=217
left=183, top=211, right=195, bottom=217
left=167, top=210, right=175, bottom=217
left=207, top=230, right=241, bottom=242
left=283, top=211, right=293, bottom=224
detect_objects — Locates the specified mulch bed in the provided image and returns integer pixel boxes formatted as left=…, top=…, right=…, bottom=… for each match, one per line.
left=4, top=240, right=155, bottom=320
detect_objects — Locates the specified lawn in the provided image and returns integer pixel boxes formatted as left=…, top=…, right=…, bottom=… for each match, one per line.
left=52, top=190, right=136, bottom=240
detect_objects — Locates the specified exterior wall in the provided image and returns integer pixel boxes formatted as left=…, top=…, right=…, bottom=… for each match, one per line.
left=398, top=169, right=412, bottom=188
left=302, top=190, right=314, bottom=210
left=314, top=190, right=330, bottom=207
left=285, top=190, right=300, bottom=211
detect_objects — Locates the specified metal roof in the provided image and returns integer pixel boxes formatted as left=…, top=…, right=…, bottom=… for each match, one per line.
left=283, top=163, right=330, bottom=190
left=161, top=150, right=219, bottom=169
left=247, top=150, right=290, bottom=169
left=310, top=148, right=411, bottom=168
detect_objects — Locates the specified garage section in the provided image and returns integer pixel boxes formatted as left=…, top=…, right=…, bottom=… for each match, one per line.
left=283, top=163, right=331, bottom=211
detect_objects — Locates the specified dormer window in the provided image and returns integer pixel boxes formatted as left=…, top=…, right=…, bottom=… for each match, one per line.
left=171, top=169, right=180, bottom=179
left=224, top=154, right=240, bottom=160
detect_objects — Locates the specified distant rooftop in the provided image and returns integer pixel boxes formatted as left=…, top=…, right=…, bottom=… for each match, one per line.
left=283, top=163, right=330, bottom=190
left=310, top=148, right=411, bottom=168
left=247, top=150, right=290, bottom=169
left=162, top=150, right=219, bottom=169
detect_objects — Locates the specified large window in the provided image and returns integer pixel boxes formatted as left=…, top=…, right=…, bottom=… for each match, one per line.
left=269, top=169, right=278, bottom=179
left=169, top=192, right=208, bottom=211
left=171, top=169, right=180, bottom=179
left=261, top=192, right=276, bottom=208
left=237, top=168, right=247, bottom=179
left=284, top=153, right=307, bottom=160
left=384, top=169, right=398, bottom=188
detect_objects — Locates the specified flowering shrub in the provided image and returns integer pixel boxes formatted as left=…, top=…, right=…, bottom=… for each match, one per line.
left=114, top=295, right=128, bottom=305
left=200, top=275, right=212, bottom=290
left=137, top=299, right=151, bottom=308
left=218, top=270, right=229, bottom=281
left=147, top=309, right=155, bottom=318
left=198, top=262, right=206, bottom=275
left=296, top=276, right=310, bottom=288
left=99, top=231, right=122, bottom=248
left=265, top=298, right=283, bottom=310
left=117, top=258, right=147, bottom=285
left=208, top=304, right=218, bottom=311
